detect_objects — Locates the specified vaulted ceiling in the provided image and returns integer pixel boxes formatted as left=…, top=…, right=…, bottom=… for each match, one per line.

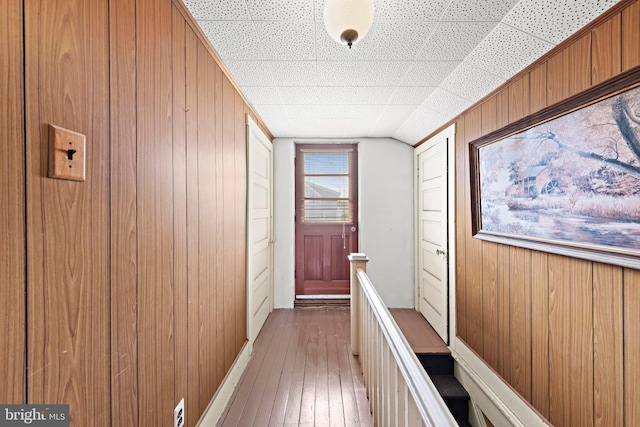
left=184, top=0, right=621, bottom=144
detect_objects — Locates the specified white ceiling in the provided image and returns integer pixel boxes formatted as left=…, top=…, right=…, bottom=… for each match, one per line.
left=184, top=0, right=621, bottom=144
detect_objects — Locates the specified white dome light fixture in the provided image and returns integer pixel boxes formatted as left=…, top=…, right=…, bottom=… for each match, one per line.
left=323, top=0, right=375, bottom=48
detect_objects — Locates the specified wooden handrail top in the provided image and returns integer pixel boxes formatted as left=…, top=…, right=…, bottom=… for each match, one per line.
left=356, top=268, right=458, bottom=427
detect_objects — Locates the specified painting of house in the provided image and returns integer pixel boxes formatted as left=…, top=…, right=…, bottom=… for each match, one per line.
left=517, top=165, right=552, bottom=197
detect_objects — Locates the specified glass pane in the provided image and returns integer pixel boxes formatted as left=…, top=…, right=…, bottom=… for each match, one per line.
left=303, top=200, right=351, bottom=222
left=304, top=176, right=349, bottom=198
left=304, top=152, right=349, bottom=175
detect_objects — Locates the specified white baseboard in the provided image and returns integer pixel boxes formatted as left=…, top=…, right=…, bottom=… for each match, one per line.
left=197, top=341, right=252, bottom=426
left=451, top=338, right=550, bottom=427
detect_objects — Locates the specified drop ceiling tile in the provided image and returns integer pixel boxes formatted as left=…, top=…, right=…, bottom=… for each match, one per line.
left=270, top=118, right=369, bottom=138
left=317, top=62, right=364, bottom=86
left=316, top=21, right=437, bottom=61
left=282, top=104, right=353, bottom=119
left=375, top=0, right=450, bottom=21
left=198, top=21, right=263, bottom=60
left=440, top=61, right=505, bottom=102
left=356, top=61, right=413, bottom=86
left=349, top=105, right=386, bottom=120
left=503, top=0, right=621, bottom=44
left=417, top=22, right=498, bottom=61
left=420, top=88, right=472, bottom=119
left=225, top=61, right=274, bottom=86
left=278, top=86, right=396, bottom=105
left=441, top=0, right=520, bottom=21
left=393, top=107, right=450, bottom=144
left=278, top=86, right=323, bottom=104
left=241, top=86, right=283, bottom=105
left=246, top=0, right=314, bottom=21
left=369, top=105, right=417, bottom=136
left=465, top=23, right=554, bottom=79
left=388, top=86, right=436, bottom=105
left=252, top=104, right=286, bottom=122
left=349, top=86, right=398, bottom=104
left=265, top=61, right=318, bottom=86
left=400, top=61, right=460, bottom=86
left=255, top=21, right=317, bottom=60
left=183, top=0, right=251, bottom=20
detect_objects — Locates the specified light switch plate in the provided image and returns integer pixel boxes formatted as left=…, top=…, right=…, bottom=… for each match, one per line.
left=48, top=124, right=86, bottom=181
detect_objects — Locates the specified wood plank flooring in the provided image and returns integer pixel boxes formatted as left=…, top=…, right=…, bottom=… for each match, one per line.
left=218, top=308, right=373, bottom=427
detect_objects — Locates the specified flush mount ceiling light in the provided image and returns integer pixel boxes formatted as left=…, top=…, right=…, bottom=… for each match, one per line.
left=323, top=0, right=375, bottom=48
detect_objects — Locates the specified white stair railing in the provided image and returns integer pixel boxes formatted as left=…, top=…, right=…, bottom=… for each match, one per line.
left=348, top=253, right=459, bottom=427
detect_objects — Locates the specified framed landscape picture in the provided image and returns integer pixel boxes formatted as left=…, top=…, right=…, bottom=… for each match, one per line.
left=470, top=66, right=640, bottom=269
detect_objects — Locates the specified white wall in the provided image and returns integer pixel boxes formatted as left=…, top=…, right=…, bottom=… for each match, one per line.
left=273, top=137, right=414, bottom=308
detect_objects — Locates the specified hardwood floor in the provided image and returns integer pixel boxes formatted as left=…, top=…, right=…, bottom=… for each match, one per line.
left=218, top=308, right=373, bottom=427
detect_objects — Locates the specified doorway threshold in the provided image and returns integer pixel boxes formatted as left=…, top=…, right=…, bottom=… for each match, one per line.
left=294, top=294, right=350, bottom=308
left=296, top=294, right=350, bottom=299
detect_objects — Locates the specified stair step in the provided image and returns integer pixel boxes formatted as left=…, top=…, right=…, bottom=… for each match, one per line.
left=431, top=375, right=470, bottom=425
left=431, top=375, right=470, bottom=400
left=419, top=353, right=454, bottom=376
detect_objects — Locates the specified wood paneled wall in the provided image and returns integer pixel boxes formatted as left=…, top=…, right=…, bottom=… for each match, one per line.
left=0, top=0, right=267, bottom=425
left=451, top=1, right=640, bottom=425
left=0, top=0, right=25, bottom=406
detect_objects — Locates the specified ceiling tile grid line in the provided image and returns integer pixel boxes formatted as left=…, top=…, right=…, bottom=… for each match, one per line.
left=185, top=0, right=622, bottom=144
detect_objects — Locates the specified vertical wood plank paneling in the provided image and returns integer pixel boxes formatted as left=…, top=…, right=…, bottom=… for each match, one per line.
left=0, top=0, right=25, bottom=405
left=496, top=88, right=509, bottom=129
left=454, top=117, right=467, bottom=341
left=569, top=34, right=593, bottom=95
left=185, top=26, right=201, bottom=427
left=546, top=48, right=570, bottom=105
left=624, top=268, right=640, bottom=427
left=529, top=63, right=547, bottom=114
left=136, top=0, right=175, bottom=423
left=235, top=97, right=248, bottom=352
left=622, top=0, right=640, bottom=70
left=591, top=15, right=622, bottom=85
left=496, top=244, right=511, bottom=382
left=109, top=0, right=138, bottom=422
left=197, top=42, right=218, bottom=412
left=593, top=263, right=623, bottom=427
left=508, top=75, right=530, bottom=123
left=222, top=74, right=237, bottom=371
left=481, top=96, right=498, bottom=134
left=172, top=5, right=189, bottom=409
left=508, top=247, right=531, bottom=401
left=25, top=1, right=111, bottom=425
left=530, top=251, right=549, bottom=418
left=549, top=255, right=593, bottom=427
left=480, top=97, right=498, bottom=367
left=215, top=64, right=226, bottom=386
left=481, top=241, right=498, bottom=369
left=464, top=107, right=483, bottom=352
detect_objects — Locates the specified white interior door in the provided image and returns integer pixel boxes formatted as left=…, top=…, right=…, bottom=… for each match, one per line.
left=415, top=126, right=451, bottom=343
left=247, top=116, right=273, bottom=345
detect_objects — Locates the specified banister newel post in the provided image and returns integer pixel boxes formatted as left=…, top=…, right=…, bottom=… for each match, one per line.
left=348, top=253, right=369, bottom=356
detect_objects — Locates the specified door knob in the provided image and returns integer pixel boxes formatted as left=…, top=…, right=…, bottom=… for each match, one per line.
left=436, top=249, right=447, bottom=258
left=350, top=226, right=357, bottom=232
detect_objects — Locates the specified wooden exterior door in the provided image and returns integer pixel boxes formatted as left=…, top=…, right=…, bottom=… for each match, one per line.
left=295, top=144, right=358, bottom=296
